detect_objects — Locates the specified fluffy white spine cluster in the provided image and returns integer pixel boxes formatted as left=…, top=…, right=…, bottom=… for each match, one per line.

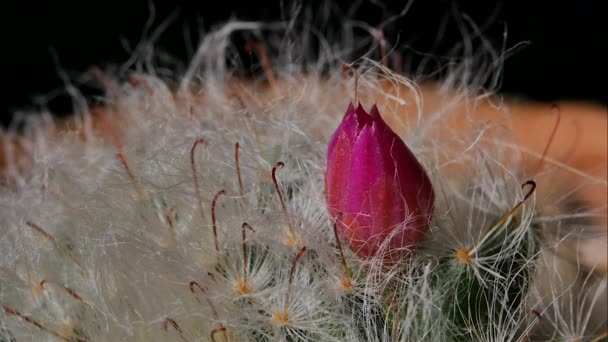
left=1, top=18, right=606, bottom=342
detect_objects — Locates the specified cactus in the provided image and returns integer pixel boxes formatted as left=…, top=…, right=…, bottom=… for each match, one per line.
left=1, top=13, right=606, bottom=342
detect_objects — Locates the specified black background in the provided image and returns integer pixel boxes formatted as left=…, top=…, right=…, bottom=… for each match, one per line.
left=2, top=0, right=606, bottom=126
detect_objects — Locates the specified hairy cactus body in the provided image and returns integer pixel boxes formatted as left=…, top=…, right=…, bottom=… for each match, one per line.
left=1, top=13, right=606, bottom=342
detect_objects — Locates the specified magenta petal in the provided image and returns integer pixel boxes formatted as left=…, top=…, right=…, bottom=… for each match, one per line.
left=355, top=103, right=373, bottom=128
left=327, top=103, right=358, bottom=154
left=369, top=104, right=381, bottom=120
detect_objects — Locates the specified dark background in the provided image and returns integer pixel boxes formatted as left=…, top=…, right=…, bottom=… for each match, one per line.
left=1, top=0, right=606, bottom=126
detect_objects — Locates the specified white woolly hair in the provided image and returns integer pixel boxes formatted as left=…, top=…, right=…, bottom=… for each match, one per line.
left=1, top=5, right=606, bottom=342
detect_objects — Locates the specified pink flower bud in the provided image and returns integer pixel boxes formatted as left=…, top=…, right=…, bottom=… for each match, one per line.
left=325, top=103, right=434, bottom=260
